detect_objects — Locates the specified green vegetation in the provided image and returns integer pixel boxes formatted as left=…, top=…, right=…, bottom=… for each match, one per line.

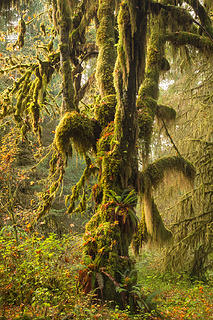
left=0, top=0, right=212, bottom=318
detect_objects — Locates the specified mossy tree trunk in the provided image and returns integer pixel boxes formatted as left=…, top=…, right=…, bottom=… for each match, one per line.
left=81, top=0, right=147, bottom=308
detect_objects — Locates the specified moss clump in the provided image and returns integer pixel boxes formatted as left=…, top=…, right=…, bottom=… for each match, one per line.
left=95, top=95, right=116, bottom=128
left=54, top=111, right=101, bottom=160
left=100, top=150, right=122, bottom=192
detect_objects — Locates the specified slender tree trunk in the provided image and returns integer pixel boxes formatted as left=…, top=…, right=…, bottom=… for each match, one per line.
left=57, top=0, right=76, bottom=113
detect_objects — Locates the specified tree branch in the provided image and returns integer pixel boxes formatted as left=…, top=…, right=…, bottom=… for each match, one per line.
left=165, top=31, right=213, bottom=52
left=161, top=117, right=182, bottom=157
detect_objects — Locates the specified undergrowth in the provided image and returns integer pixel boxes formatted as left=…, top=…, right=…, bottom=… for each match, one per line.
left=0, top=230, right=212, bottom=320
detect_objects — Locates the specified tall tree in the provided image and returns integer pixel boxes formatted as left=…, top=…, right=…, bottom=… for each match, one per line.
left=1, top=0, right=212, bottom=309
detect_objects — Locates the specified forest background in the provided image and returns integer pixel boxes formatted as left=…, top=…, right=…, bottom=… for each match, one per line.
left=0, top=0, right=212, bottom=319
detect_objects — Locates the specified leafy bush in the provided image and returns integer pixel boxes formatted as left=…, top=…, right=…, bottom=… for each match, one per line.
left=0, top=229, right=82, bottom=315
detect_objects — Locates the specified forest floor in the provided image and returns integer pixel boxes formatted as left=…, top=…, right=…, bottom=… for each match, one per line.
left=0, top=232, right=212, bottom=320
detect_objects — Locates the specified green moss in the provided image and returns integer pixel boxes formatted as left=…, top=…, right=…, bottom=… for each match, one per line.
left=140, top=156, right=196, bottom=190
left=165, top=32, right=213, bottom=52
left=97, top=121, right=114, bottom=155
left=95, top=95, right=116, bottom=128
left=95, top=0, right=116, bottom=97
left=54, top=111, right=101, bottom=160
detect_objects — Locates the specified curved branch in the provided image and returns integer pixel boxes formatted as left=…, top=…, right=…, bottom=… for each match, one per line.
left=140, top=156, right=195, bottom=191
left=165, top=31, right=213, bottom=52
left=161, top=118, right=182, bottom=157
left=54, top=111, right=101, bottom=161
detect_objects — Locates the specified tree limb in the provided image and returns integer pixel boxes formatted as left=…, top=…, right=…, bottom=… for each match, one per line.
left=165, top=31, right=213, bottom=52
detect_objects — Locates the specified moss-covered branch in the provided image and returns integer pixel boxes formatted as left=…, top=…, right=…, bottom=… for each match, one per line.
left=165, top=31, right=213, bottom=52
left=156, top=104, right=176, bottom=123
left=140, top=156, right=195, bottom=191
left=54, top=111, right=101, bottom=161
left=95, top=0, right=116, bottom=97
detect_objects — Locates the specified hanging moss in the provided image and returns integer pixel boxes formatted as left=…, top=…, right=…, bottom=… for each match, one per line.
left=143, top=194, right=172, bottom=245
left=160, top=57, right=170, bottom=71
left=140, top=156, right=196, bottom=190
left=95, top=95, right=116, bottom=128
left=14, top=71, right=32, bottom=120
left=66, top=156, right=98, bottom=214
left=132, top=206, right=148, bottom=255
left=54, top=111, right=101, bottom=160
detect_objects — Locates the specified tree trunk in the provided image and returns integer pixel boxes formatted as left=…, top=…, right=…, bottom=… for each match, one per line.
left=82, top=0, right=147, bottom=308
